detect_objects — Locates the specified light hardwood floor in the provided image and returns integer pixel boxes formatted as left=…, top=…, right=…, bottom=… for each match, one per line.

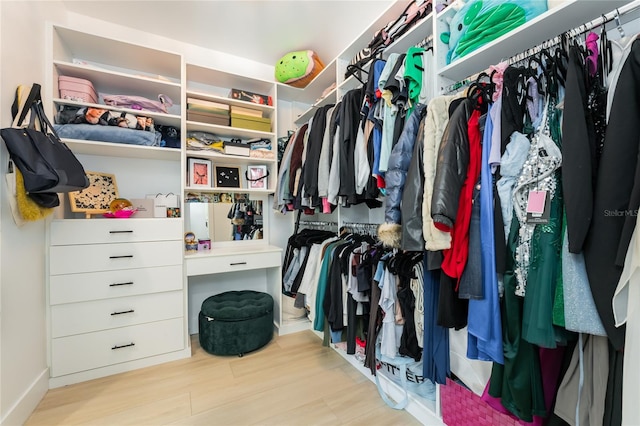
left=26, top=331, right=422, bottom=426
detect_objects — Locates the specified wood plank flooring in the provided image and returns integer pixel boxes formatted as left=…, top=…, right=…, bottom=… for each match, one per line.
left=25, top=331, right=422, bottom=425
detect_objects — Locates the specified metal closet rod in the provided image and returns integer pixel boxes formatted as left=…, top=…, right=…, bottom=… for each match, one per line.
left=299, top=220, right=339, bottom=228
left=342, top=222, right=379, bottom=228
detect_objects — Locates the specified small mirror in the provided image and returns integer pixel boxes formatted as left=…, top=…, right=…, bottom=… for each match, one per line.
left=185, top=193, right=263, bottom=243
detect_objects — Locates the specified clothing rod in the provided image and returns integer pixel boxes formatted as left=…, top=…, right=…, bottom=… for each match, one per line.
left=298, top=220, right=339, bottom=227
left=416, top=35, right=433, bottom=49
left=342, top=222, right=379, bottom=228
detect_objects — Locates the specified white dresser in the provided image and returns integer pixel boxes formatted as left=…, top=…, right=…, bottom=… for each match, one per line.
left=48, top=218, right=189, bottom=387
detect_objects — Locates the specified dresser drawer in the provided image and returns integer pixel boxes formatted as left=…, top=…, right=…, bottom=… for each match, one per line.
left=51, top=318, right=184, bottom=377
left=50, top=241, right=182, bottom=275
left=51, top=291, right=183, bottom=338
left=50, top=265, right=183, bottom=305
left=50, top=218, right=182, bottom=246
left=186, top=250, right=281, bottom=276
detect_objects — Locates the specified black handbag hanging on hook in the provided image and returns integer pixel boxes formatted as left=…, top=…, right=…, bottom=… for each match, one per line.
left=1, top=83, right=89, bottom=200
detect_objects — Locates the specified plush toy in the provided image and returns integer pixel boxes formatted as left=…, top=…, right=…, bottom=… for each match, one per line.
left=275, top=50, right=325, bottom=88
left=441, top=0, right=548, bottom=64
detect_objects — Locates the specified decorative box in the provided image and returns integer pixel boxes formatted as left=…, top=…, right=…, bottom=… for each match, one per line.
left=229, top=88, right=273, bottom=106
left=58, top=75, right=99, bottom=104
left=187, top=110, right=230, bottom=126
left=198, top=239, right=211, bottom=250
left=230, top=113, right=271, bottom=132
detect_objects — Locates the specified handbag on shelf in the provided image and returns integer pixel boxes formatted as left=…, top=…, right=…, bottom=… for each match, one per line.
left=1, top=84, right=89, bottom=199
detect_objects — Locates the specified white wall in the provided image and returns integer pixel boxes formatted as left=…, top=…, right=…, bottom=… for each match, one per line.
left=0, top=3, right=68, bottom=425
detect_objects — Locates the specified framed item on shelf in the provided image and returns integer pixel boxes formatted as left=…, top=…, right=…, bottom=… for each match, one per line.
left=68, top=171, right=118, bottom=218
left=246, top=165, right=268, bottom=190
left=214, top=166, right=241, bottom=188
left=188, top=158, right=212, bottom=188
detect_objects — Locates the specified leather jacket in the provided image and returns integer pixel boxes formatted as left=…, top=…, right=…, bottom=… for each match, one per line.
left=431, top=98, right=474, bottom=230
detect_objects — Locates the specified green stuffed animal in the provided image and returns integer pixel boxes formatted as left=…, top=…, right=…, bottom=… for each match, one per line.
left=275, top=50, right=325, bottom=88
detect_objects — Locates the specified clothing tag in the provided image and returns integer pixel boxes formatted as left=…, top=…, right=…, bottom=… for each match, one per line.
left=526, top=190, right=550, bottom=224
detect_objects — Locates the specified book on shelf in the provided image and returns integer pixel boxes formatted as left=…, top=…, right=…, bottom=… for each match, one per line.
left=223, top=141, right=250, bottom=157
left=230, top=105, right=263, bottom=118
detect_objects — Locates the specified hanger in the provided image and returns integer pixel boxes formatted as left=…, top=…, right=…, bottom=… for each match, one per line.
left=615, top=8, right=626, bottom=38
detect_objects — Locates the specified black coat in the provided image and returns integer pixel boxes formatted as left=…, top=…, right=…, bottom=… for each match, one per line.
left=431, top=98, right=474, bottom=230
left=583, top=40, right=640, bottom=351
left=562, top=45, right=597, bottom=253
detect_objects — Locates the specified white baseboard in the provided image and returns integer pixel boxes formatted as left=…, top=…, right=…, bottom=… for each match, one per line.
left=1, top=368, right=49, bottom=426
left=277, top=317, right=311, bottom=335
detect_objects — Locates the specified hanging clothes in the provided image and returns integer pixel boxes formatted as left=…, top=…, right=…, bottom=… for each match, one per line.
left=467, top=103, right=503, bottom=364
left=584, top=39, right=640, bottom=351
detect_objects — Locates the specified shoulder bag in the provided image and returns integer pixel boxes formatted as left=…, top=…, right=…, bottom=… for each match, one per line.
left=1, top=83, right=89, bottom=197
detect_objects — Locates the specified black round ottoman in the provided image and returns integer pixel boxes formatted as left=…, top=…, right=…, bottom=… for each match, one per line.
left=198, top=290, right=274, bottom=356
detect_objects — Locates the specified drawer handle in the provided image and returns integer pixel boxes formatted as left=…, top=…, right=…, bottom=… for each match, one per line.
left=109, top=255, right=134, bottom=259
left=109, top=281, right=134, bottom=287
left=112, top=343, right=135, bottom=350
left=230, top=262, right=247, bottom=266
left=110, top=309, right=134, bottom=316
left=109, top=230, right=134, bottom=234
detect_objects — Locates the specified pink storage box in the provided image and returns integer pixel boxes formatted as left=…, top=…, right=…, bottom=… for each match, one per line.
left=58, top=75, right=99, bottom=104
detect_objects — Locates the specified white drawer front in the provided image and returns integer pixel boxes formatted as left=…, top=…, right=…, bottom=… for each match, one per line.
left=51, top=318, right=184, bottom=377
left=50, top=219, right=182, bottom=246
left=187, top=250, right=281, bottom=276
left=51, top=291, right=183, bottom=338
left=50, top=265, right=183, bottom=305
left=50, top=241, right=182, bottom=275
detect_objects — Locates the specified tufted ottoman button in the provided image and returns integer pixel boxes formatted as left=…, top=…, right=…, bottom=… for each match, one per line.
left=198, top=290, right=274, bottom=356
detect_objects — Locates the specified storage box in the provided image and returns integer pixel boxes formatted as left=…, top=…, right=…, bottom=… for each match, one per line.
left=229, top=88, right=273, bottom=106
left=231, top=113, right=271, bottom=132
left=187, top=110, right=229, bottom=126
left=129, top=198, right=155, bottom=218
left=58, top=76, right=99, bottom=104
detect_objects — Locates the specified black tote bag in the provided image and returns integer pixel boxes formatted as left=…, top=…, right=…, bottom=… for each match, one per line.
left=1, top=84, right=89, bottom=194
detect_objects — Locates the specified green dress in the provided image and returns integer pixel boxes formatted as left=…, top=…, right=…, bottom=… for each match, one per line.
left=488, top=212, right=546, bottom=422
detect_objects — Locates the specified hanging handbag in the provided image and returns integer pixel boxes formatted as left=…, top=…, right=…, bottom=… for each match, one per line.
left=1, top=83, right=89, bottom=195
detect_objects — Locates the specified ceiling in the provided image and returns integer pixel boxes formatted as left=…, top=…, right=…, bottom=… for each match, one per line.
left=60, top=0, right=395, bottom=67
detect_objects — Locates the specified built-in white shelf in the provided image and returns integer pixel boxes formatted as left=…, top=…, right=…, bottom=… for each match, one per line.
left=63, top=138, right=181, bottom=160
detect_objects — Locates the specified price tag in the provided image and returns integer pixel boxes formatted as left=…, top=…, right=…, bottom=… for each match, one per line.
left=526, top=190, right=550, bottom=224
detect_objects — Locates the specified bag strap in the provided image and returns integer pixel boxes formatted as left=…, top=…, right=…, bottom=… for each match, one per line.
left=375, top=362, right=410, bottom=410
left=12, top=84, right=42, bottom=128
left=245, top=170, right=270, bottom=182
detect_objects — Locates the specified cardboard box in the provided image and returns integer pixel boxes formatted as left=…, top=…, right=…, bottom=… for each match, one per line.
left=230, top=113, right=271, bottom=132
left=223, top=141, right=250, bottom=157
left=229, top=88, right=273, bottom=106
left=129, top=198, right=155, bottom=218
left=187, top=110, right=229, bottom=126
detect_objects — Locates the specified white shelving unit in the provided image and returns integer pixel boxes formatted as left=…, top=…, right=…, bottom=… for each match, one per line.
left=274, top=1, right=636, bottom=424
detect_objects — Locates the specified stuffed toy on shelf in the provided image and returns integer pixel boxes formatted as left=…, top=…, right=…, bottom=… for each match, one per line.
left=275, top=50, right=325, bottom=88
left=440, top=0, right=548, bottom=65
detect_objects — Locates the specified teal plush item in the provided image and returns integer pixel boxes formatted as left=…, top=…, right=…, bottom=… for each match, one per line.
left=199, top=290, right=274, bottom=356
left=440, top=0, right=548, bottom=64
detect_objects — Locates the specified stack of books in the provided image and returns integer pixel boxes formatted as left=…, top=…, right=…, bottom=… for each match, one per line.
left=230, top=106, right=271, bottom=132
left=187, top=98, right=230, bottom=126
